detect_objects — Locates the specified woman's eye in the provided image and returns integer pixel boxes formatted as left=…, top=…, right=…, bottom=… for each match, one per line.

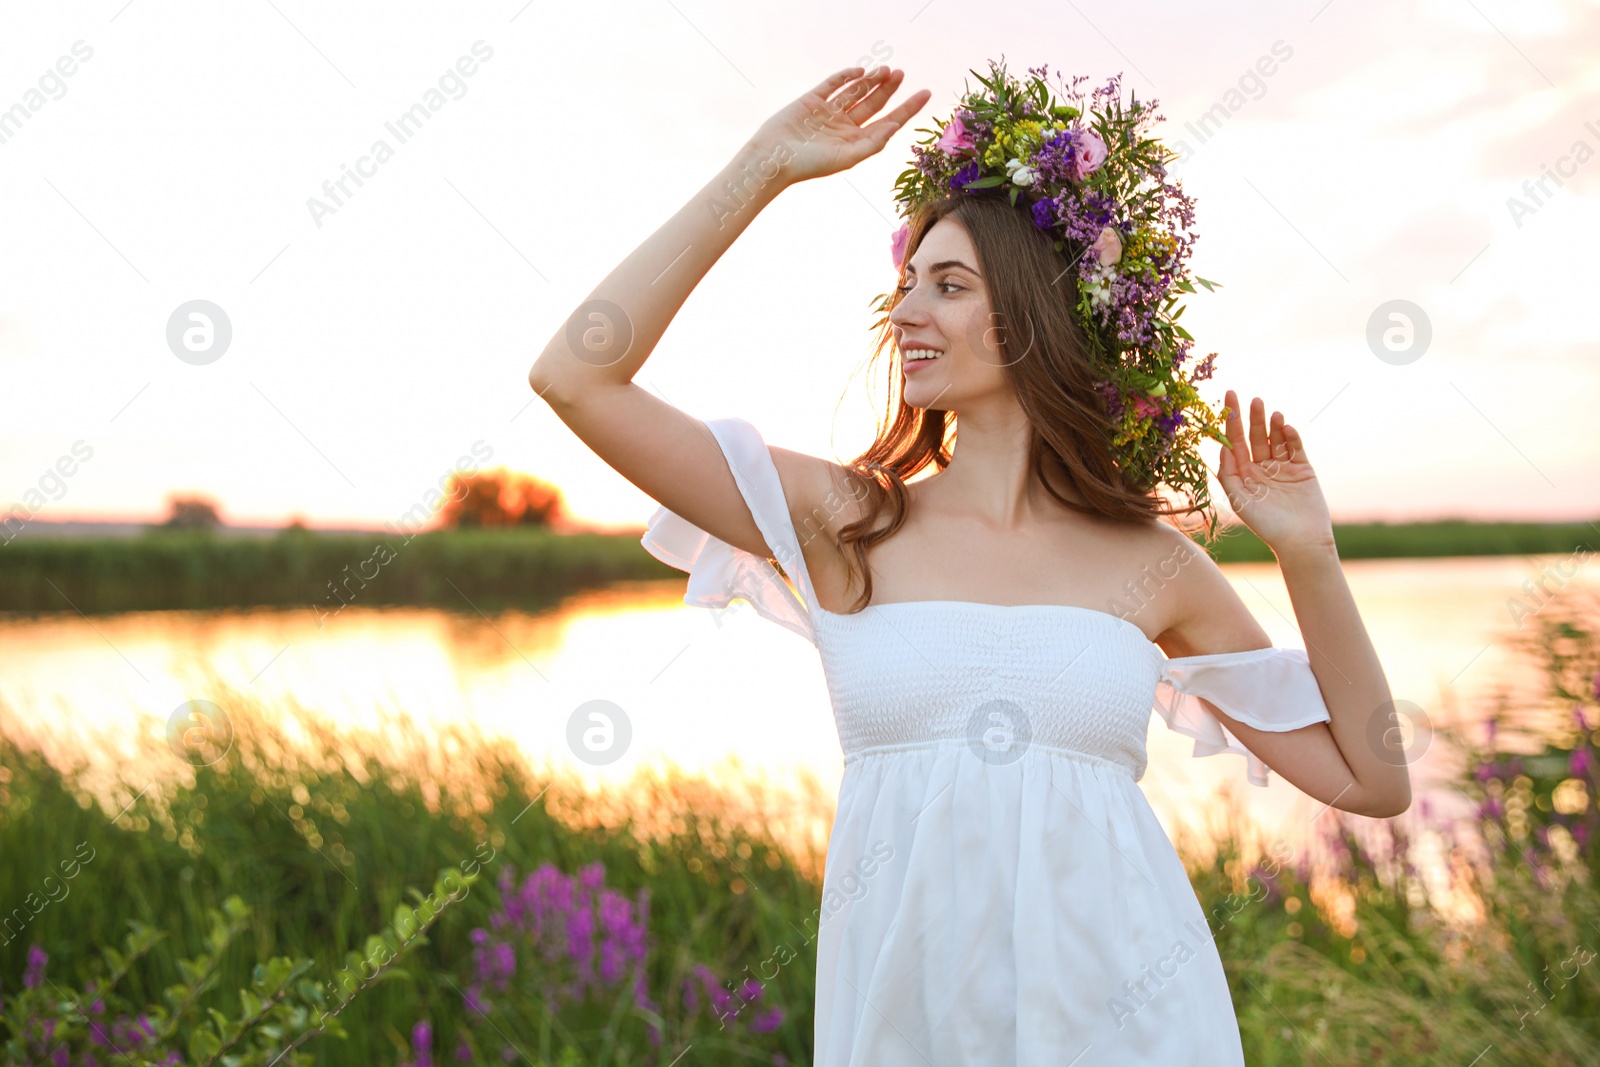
left=894, top=281, right=962, bottom=295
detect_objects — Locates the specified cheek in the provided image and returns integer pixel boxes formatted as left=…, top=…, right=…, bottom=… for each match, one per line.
left=955, top=301, right=1000, bottom=359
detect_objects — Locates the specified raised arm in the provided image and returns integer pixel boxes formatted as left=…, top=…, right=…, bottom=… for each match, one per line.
left=527, top=65, right=929, bottom=563
left=1155, top=391, right=1412, bottom=818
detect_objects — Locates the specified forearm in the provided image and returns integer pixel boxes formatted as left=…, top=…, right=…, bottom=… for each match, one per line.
left=1276, top=540, right=1412, bottom=815
left=529, top=140, right=789, bottom=402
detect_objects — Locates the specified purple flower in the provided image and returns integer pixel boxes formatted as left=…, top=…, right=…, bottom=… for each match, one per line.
left=23, top=945, right=46, bottom=990
left=463, top=985, right=490, bottom=1015
left=409, top=1021, right=433, bottom=1067
left=1572, top=748, right=1593, bottom=778
left=949, top=161, right=980, bottom=192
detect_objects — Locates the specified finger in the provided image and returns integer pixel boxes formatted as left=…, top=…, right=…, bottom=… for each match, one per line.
left=808, top=66, right=865, bottom=99
left=853, top=88, right=928, bottom=156
left=829, top=65, right=890, bottom=114
left=848, top=67, right=904, bottom=121
left=1268, top=410, right=1287, bottom=464
left=1282, top=422, right=1308, bottom=464
left=1225, top=390, right=1252, bottom=475
left=1248, top=396, right=1271, bottom=464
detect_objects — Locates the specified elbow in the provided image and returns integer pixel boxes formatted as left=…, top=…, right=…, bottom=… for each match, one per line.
left=1353, top=785, right=1413, bottom=820
left=527, top=356, right=568, bottom=408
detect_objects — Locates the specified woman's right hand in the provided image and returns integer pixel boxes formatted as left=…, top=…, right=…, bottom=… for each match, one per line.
left=746, top=65, right=931, bottom=188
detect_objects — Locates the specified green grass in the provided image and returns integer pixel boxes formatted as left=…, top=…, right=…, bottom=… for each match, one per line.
left=3, top=561, right=1600, bottom=1064
left=1, top=517, right=1595, bottom=613
left=0, top=526, right=673, bottom=614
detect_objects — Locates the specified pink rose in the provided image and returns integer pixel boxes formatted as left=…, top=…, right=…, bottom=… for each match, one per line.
left=890, top=222, right=910, bottom=270
left=1090, top=225, right=1123, bottom=266
left=1073, top=128, right=1108, bottom=178
left=936, top=111, right=975, bottom=155
left=1131, top=393, right=1163, bottom=420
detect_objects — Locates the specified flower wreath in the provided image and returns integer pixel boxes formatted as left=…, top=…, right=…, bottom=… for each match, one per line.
left=874, top=58, right=1234, bottom=535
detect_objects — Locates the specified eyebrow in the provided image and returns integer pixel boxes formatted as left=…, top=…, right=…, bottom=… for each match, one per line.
left=904, top=259, right=981, bottom=277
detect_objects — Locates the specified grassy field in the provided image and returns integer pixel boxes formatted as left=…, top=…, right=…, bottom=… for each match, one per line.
left=1, top=517, right=1595, bottom=614
left=2, top=598, right=1599, bottom=1064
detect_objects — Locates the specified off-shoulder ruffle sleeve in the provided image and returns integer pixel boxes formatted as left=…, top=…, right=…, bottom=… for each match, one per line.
left=1152, top=647, right=1332, bottom=787
left=639, top=417, right=819, bottom=648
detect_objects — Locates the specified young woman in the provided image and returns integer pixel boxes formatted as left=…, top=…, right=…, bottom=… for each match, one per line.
left=529, top=62, right=1410, bottom=1067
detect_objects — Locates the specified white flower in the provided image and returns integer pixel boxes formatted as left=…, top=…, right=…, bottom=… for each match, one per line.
left=1005, top=158, right=1037, bottom=187
left=1082, top=262, right=1117, bottom=308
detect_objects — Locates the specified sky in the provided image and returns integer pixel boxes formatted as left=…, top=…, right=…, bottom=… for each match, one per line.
left=2, top=0, right=1596, bottom=533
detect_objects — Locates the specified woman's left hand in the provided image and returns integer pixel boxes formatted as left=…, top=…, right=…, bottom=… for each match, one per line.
left=1217, top=389, right=1336, bottom=554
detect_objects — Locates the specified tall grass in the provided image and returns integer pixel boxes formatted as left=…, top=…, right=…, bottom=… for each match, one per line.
left=0, top=680, right=822, bottom=1065
left=3, top=594, right=1599, bottom=1063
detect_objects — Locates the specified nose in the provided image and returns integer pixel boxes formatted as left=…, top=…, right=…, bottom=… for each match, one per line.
left=888, top=284, right=923, bottom=330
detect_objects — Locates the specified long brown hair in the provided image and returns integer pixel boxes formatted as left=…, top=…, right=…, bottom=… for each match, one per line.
left=826, top=192, right=1211, bottom=615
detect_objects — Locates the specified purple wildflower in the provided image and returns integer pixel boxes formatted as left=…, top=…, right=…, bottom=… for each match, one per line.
left=949, top=160, right=980, bottom=193
left=404, top=1021, right=433, bottom=1067
left=1572, top=748, right=1593, bottom=778
left=23, top=945, right=46, bottom=990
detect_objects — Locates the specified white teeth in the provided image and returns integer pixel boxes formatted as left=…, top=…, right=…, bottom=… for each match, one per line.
left=903, top=348, right=943, bottom=361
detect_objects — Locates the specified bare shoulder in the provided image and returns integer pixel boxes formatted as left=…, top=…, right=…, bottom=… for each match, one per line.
left=1142, top=520, right=1272, bottom=656
left=766, top=445, right=871, bottom=603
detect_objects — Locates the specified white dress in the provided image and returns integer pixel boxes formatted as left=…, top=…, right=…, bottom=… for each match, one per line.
left=641, top=417, right=1334, bottom=1066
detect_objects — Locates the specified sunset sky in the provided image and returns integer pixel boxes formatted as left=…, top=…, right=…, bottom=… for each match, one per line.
left=2, top=0, right=1595, bottom=533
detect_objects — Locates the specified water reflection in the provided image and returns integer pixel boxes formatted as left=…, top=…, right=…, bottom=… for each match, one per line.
left=1, top=555, right=1593, bottom=875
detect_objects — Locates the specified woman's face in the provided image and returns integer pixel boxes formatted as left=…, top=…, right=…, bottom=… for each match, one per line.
left=888, top=218, right=1010, bottom=411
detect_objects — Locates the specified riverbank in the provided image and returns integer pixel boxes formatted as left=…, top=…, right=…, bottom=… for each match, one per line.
left=0, top=518, right=1593, bottom=614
